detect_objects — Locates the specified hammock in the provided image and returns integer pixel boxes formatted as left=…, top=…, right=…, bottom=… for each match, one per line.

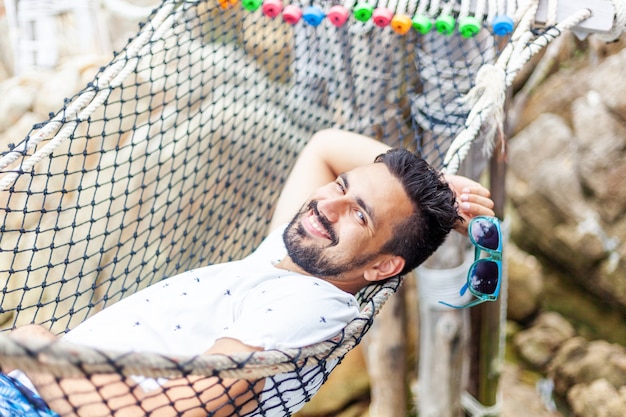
left=0, top=0, right=620, bottom=415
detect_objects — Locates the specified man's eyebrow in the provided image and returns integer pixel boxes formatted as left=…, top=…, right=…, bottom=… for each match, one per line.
left=340, top=173, right=376, bottom=225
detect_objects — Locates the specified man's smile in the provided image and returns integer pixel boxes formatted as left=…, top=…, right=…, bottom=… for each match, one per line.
left=303, top=210, right=332, bottom=240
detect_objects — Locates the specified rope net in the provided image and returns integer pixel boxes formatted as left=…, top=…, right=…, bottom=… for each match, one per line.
left=0, top=0, right=617, bottom=415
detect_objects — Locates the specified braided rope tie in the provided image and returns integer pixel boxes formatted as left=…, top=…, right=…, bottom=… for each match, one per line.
left=462, top=390, right=503, bottom=417
left=442, top=1, right=595, bottom=174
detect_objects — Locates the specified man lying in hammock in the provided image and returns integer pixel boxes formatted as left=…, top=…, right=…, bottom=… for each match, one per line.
left=1, top=129, right=494, bottom=417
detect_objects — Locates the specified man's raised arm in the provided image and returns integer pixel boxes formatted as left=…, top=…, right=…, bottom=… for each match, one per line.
left=269, top=129, right=390, bottom=231
left=269, top=129, right=494, bottom=233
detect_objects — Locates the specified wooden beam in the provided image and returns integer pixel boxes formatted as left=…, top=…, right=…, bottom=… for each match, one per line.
left=535, top=0, right=615, bottom=33
left=456, top=0, right=615, bottom=33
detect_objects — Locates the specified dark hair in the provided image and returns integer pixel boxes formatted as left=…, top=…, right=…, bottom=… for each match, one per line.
left=375, top=149, right=461, bottom=275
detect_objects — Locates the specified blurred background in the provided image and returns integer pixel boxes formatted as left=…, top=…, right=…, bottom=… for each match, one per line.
left=0, top=1, right=624, bottom=416
left=0, top=0, right=158, bottom=77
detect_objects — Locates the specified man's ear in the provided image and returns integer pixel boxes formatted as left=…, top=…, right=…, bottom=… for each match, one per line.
left=364, top=255, right=405, bottom=282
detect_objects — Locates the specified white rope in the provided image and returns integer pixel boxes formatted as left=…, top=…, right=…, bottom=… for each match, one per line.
left=342, top=0, right=356, bottom=11
left=507, top=0, right=517, bottom=17
left=512, top=0, right=529, bottom=22
left=407, top=0, right=521, bottom=22
left=505, top=8, right=592, bottom=84
left=439, top=0, right=454, bottom=17
left=474, top=0, right=487, bottom=22
left=406, top=0, right=419, bottom=16
left=0, top=87, right=93, bottom=172
left=458, top=0, right=472, bottom=20
left=487, top=0, right=498, bottom=23
left=496, top=0, right=504, bottom=16
left=462, top=391, right=503, bottom=417
left=395, top=0, right=408, bottom=15
left=415, top=0, right=428, bottom=16
left=546, top=0, right=558, bottom=26
left=429, top=0, right=442, bottom=17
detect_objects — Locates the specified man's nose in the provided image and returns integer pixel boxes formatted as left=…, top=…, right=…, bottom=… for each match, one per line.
left=317, top=197, right=348, bottom=223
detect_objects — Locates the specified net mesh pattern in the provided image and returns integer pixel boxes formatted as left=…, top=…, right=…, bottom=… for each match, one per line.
left=0, top=0, right=589, bottom=415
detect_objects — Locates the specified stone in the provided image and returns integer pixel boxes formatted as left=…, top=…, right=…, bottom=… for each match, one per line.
left=506, top=51, right=626, bottom=311
left=32, top=56, right=105, bottom=117
left=512, top=312, right=576, bottom=370
left=501, top=363, right=563, bottom=417
left=508, top=113, right=575, bottom=184
left=506, top=244, right=544, bottom=323
left=0, top=112, right=41, bottom=150
left=571, top=92, right=626, bottom=223
left=567, top=378, right=626, bottom=417
left=548, top=337, right=626, bottom=396
left=586, top=47, right=626, bottom=119
left=0, top=75, right=40, bottom=132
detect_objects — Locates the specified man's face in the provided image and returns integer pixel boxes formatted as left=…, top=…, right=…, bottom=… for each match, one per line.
left=283, top=163, right=413, bottom=280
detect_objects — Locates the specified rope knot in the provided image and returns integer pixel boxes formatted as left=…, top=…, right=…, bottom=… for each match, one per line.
left=461, top=64, right=506, bottom=157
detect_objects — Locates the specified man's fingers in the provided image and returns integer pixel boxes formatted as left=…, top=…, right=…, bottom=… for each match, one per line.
left=444, top=175, right=496, bottom=236
left=460, top=185, right=492, bottom=198
left=459, top=202, right=495, bottom=217
left=458, top=193, right=495, bottom=217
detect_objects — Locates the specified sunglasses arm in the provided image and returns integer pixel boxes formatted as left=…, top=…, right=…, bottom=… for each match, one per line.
left=438, top=298, right=491, bottom=309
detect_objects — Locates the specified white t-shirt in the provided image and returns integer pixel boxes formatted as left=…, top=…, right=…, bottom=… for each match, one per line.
left=44, top=225, right=360, bottom=415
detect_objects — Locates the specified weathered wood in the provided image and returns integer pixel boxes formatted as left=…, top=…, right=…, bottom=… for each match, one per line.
left=363, top=284, right=408, bottom=417
left=417, top=232, right=470, bottom=417
left=416, top=128, right=493, bottom=416
left=535, top=0, right=615, bottom=33
left=468, top=130, right=508, bottom=413
left=457, top=0, right=615, bottom=33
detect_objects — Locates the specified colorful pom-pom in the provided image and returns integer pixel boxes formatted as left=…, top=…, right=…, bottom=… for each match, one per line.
left=328, top=5, right=350, bottom=27
left=283, top=5, right=302, bottom=24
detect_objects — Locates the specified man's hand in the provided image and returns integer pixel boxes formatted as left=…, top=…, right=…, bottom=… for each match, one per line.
left=9, top=324, right=57, bottom=342
left=1, top=324, right=58, bottom=374
left=444, top=174, right=495, bottom=235
left=7, top=326, right=264, bottom=417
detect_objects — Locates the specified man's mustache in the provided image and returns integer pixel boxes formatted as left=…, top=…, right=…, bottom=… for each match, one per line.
left=307, top=201, right=338, bottom=246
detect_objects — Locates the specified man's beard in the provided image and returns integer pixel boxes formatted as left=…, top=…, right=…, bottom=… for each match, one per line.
left=282, top=201, right=376, bottom=278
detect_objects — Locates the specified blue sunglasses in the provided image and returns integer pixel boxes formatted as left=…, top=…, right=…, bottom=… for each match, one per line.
left=439, top=216, right=502, bottom=309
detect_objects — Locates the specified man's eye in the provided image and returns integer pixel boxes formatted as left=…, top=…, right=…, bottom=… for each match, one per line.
left=336, top=182, right=345, bottom=193
left=355, top=210, right=366, bottom=224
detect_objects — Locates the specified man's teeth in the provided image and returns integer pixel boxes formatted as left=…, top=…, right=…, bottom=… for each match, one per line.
left=310, top=215, right=328, bottom=237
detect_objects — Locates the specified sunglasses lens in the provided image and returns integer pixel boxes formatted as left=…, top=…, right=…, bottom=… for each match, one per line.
left=469, top=260, right=499, bottom=295
left=470, top=219, right=500, bottom=251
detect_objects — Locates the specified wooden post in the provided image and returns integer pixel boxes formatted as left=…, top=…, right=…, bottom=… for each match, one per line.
left=416, top=151, right=484, bottom=417
left=416, top=247, right=469, bottom=417
left=467, top=111, right=508, bottom=416
left=416, top=131, right=492, bottom=417
left=364, top=285, right=407, bottom=417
